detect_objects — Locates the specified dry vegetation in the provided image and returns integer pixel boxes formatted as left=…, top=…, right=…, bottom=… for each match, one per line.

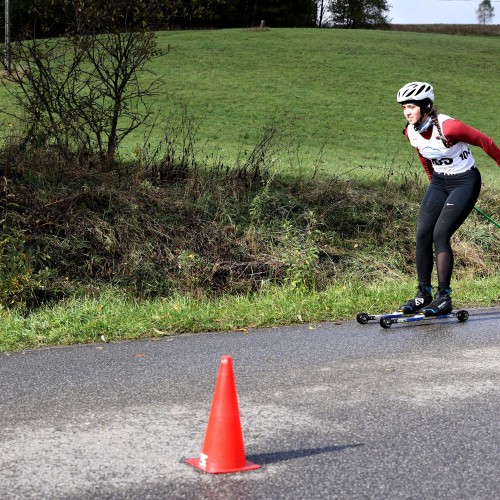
left=390, top=24, right=500, bottom=36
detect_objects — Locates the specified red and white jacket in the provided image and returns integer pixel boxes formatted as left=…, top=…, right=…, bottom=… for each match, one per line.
left=404, top=113, right=500, bottom=181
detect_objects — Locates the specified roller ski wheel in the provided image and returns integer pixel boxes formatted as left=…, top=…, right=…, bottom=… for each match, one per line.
left=356, top=312, right=370, bottom=325
left=379, top=316, right=393, bottom=329
left=379, top=309, right=469, bottom=328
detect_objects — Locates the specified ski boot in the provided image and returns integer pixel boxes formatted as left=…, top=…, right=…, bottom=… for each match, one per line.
left=400, top=285, right=433, bottom=314
left=422, top=288, right=453, bottom=317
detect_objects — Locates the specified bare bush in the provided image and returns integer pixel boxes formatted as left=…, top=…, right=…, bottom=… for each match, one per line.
left=1, top=0, right=165, bottom=169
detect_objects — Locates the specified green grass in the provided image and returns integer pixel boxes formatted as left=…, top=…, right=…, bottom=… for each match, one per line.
left=133, top=28, right=500, bottom=186
left=1, top=28, right=499, bottom=351
left=3, top=28, right=499, bottom=184
left=1, top=275, right=499, bottom=352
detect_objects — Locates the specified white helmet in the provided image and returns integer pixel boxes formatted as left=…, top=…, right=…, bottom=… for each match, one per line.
left=397, top=82, right=434, bottom=104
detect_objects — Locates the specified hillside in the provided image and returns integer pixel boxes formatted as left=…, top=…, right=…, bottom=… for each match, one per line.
left=1, top=28, right=499, bottom=349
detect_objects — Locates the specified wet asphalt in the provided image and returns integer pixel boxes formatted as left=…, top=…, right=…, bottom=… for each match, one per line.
left=1, top=307, right=499, bottom=499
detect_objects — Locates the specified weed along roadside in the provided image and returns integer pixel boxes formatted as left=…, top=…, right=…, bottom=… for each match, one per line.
left=0, top=27, right=499, bottom=352
left=1, top=276, right=499, bottom=352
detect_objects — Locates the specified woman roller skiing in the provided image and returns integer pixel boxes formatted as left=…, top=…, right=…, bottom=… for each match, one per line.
left=397, top=81, right=500, bottom=316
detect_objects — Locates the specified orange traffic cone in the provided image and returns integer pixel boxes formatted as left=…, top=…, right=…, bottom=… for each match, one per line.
left=186, top=355, right=260, bottom=474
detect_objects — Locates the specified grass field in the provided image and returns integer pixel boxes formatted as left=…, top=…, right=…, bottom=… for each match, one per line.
left=130, top=28, right=500, bottom=185
left=1, top=28, right=499, bottom=351
left=2, top=28, right=499, bottom=181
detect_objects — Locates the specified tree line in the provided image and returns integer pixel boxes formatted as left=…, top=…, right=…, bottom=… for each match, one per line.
left=1, top=0, right=390, bottom=37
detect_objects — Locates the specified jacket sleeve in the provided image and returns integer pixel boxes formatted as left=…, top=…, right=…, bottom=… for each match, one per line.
left=443, top=119, right=500, bottom=167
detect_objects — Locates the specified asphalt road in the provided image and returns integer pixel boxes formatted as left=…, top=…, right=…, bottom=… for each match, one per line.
left=1, top=307, right=499, bottom=499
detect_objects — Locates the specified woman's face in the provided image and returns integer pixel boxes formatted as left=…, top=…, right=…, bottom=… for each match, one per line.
left=402, top=103, right=423, bottom=125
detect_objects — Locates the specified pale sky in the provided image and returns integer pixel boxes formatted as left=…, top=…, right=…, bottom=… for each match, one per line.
left=389, top=0, right=498, bottom=24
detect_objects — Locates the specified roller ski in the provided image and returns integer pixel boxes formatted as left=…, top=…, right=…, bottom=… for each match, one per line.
left=379, top=309, right=469, bottom=329
left=357, top=286, right=468, bottom=328
left=356, top=285, right=434, bottom=325
left=379, top=287, right=468, bottom=327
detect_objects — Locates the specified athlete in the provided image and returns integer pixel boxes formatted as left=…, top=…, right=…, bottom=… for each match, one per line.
left=396, top=81, right=500, bottom=316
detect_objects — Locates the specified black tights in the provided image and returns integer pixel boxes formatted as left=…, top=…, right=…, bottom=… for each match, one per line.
left=416, top=168, right=481, bottom=290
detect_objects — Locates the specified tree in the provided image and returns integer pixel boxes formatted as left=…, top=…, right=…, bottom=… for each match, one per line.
left=2, top=0, right=319, bottom=32
left=218, top=0, right=317, bottom=28
left=260, top=0, right=317, bottom=27
left=316, top=0, right=327, bottom=26
left=328, top=0, right=390, bottom=28
left=2, top=0, right=165, bottom=166
left=476, top=0, right=495, bottom=24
